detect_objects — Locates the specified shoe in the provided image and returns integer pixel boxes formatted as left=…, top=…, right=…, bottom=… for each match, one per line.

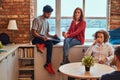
left=61, top=59, right=70, bottom=65
left=44, top=63, right=55, bottom=74
left=36, top=43, right=45, bottom=53
left=58, top=60, right=70, bottom=72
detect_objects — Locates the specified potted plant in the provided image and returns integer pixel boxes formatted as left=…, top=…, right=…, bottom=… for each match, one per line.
left=0, top=41, right=3, bottom=49
left=82, top=56, right=94, bottom=71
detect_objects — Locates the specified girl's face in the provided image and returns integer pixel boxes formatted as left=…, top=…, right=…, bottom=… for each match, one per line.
left=75, top=9, right=81, bottom=21
left=96, top=33, right=104, bottom=44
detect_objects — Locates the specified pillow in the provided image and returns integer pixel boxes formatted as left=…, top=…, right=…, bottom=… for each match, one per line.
left=109, top=38, right=120, bottom=44
left=109, top=28, right=120, bottom=44
left=109, top=28, right=120, bottom=36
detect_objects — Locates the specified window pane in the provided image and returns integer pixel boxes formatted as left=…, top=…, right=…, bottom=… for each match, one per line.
left=60, top=19, right=72, bottom=39
left=85, top=0, right=107, bottom=17
left=37, top=0, right=55, bottom=17
left=60, top=19, right=107, bottom=40
left=61, top=0, right=83, bottom=17
left=48, top=19, right=55, bottom=35
left=85, top=19, right=107, bottom=39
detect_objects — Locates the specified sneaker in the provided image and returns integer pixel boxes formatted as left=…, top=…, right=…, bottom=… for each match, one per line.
left=36, top=43, right=45, bottom=53
left=44, top=63, right=55, bottom=74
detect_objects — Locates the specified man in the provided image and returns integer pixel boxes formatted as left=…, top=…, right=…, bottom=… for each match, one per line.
left=100, top=46, right=120, bottom=80
left=31, top=5, right=60, bottom=74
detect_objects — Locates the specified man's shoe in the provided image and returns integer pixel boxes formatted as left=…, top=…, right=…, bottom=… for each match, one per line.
left=36, top=43, right=45, bottom=53
left=44, top=63, right=55, bottom=74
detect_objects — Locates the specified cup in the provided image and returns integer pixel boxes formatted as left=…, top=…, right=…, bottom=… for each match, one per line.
left=62, top=32, right=65, bottom=37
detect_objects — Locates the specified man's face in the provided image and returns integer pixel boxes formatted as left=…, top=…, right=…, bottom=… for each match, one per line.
left=44, top=12, right=51, bottom=18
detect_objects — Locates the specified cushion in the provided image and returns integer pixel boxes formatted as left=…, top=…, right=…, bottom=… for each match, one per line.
left=109, top=28, right=120, bottom=44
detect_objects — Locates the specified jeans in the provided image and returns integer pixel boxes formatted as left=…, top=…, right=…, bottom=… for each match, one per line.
left=63, top=38, right=81, bottom=63
left=32, top=37, right=60, bottom=63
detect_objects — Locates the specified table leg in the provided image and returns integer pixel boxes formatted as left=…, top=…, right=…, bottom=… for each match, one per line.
left=68, top=77, right=75, bottom=80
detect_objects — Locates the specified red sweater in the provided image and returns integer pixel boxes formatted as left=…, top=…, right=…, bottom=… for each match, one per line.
left=66, top=20, right=86, bottom=44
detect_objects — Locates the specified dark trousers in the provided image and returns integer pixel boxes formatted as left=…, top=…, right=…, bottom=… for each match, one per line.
left=32, top=37, right=60, bottom=63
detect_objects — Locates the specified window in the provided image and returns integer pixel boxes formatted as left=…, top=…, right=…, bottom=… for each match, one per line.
left=37, top=0, right=55, bottom=17
left=37, top=0, right=107, bottom=41
left=85, top=0, right=107, bottom=40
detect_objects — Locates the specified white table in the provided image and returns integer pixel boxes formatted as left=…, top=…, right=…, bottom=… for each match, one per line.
left=59, top=62, right=115, bottom=79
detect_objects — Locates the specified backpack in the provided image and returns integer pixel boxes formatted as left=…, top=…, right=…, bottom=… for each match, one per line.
left=0, top=33, right=11, bottom=45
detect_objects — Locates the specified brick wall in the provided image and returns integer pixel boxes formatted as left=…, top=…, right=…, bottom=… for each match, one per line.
left=0, top=0, right=120, bottom=43
left=0, top=0, right=33, bottom=44
left=108, top=0, right=120, bottom=30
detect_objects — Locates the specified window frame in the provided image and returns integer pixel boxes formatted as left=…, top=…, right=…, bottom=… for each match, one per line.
left=36, top=0, right=108, bottom=41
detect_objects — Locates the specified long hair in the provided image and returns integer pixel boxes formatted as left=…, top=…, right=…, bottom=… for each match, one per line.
left=73, top=7, right=84, bottom=21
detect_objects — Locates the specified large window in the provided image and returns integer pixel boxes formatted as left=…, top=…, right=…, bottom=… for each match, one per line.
left=37, top=0, right=107, bottom=41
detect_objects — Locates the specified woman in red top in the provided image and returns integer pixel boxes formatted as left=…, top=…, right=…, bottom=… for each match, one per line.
left=62, top=7, right=86, bottom=65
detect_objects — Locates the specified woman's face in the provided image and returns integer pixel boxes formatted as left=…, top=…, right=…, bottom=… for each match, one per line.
left=75, top=9, right=81, bottom=21
left=96, top=33, right=104, bottom=44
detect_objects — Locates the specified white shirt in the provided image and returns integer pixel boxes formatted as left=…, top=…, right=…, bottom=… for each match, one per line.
left=85, top=43, right=114, bottom=64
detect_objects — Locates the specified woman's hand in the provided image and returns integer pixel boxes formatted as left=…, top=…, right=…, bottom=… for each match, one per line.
left=92, top=38, right=102, bottom=45
left=98, top=58, right=107, bottom=64
left=62, top=32, right=67, bottom=38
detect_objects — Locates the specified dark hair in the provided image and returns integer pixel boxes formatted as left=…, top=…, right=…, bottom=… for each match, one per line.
left=43, top=5, right=53, bottom=13
left=93, top=30, right=109, bottom=43
left=114, top=46, right=120, bottom=61
left=73, top=7, right=84, bottom=21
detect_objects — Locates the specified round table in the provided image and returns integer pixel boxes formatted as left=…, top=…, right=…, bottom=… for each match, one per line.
left=59, top=62, right=115, bottom=79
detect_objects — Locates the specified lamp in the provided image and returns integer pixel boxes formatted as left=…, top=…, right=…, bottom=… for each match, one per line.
left=7, top=20, right=18, bottom=30
left=7, top=20, right=18, bottom=43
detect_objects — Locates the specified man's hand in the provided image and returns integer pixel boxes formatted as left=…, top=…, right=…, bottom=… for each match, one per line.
left=43, top=37, right=48, bottom=41
left=54, top=34, right=58, bottom=38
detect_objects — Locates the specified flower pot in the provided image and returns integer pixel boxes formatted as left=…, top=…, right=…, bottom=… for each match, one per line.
left=85, top=66, right=90, bottom=71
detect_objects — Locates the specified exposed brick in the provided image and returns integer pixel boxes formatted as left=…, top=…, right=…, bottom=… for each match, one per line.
left=111, top=16, right=120, bottom=20
left=19, top=15, right=30, bottom=18
left=0, top=0, right=31, bottom=43
left=109, top=0, right=120, bottom=30
left=7, top=15, right=19, bottom=18
left=13, top=0, right=25, bottom=2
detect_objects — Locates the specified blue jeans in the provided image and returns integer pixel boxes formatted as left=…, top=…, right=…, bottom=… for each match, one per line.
left=63, top=38, right=81, bottom=62
left=32, top=37, right=60, bottom=64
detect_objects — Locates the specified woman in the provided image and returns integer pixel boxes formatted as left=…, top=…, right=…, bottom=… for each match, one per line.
left=62, top=7, right=86, bottom=64
left=85, top=30, right=114, bottom=65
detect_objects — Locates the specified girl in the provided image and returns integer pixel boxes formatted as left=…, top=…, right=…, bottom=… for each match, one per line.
left=62, top=7, right=86, bottom=64
left=85, top=30, right=114, bottom=65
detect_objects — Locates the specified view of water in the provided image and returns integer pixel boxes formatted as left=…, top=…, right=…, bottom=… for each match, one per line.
left=48, top=19, right=107, bottom=40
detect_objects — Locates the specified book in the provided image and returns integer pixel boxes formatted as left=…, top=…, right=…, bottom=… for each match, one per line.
left=47, top=37, right=61, bottom=42
left=19, top=77, right=32, bottom=80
